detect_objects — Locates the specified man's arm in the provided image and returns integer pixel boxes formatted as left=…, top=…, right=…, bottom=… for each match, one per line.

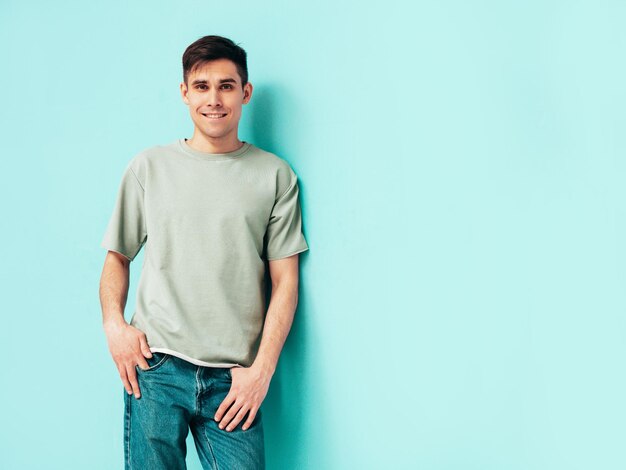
left=214, top=253, right=301, bottom=432
left=100, top=251, right=131, bottom=327
left=99, top=250, right=152, bottom=398
left=253, top=253, right=301, bottom=374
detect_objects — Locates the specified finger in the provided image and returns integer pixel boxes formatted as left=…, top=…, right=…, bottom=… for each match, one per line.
left=226, top=405, right=250, bottom=432
left=126, top=364, right=142, bottom=399
left=138, top=335, right=152, bottom=358
left=136, top=354, right=150, bottom=370
left=117, top=363, right=133, bottom=395
left=214, top=393, right=236, bottom=421
left=241, top=406, right=258, bottom=431
left=218, top=400, right=243, bottom=430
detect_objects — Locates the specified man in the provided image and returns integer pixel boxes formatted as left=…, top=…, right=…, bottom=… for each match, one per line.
left=98, top=35, right=309, bottom=469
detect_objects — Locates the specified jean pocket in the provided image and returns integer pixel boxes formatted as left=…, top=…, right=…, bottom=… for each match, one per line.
left=136, top=352, right=170, bottom=372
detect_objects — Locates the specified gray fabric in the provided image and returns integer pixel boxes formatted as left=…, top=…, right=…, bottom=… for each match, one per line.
left=101, top=139, right=309, bottom=367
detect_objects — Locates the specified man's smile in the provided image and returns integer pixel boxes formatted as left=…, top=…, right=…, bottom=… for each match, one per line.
left=202, top=112, right=227, bottom=119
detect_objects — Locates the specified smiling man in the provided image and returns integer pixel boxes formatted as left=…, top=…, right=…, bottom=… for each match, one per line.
left=99, top=35, right=309, bottom=469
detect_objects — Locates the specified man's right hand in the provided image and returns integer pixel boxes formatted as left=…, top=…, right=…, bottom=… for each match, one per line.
left=103, top=318, right=153, bottom=399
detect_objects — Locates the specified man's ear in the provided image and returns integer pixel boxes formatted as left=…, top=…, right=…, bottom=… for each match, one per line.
left=243, top=82, right=253, bottom=104
left=180, top=82, right=189, bottom=105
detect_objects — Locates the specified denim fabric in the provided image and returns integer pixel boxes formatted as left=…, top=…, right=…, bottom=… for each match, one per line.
left=123, top=352, right=265, bottom=469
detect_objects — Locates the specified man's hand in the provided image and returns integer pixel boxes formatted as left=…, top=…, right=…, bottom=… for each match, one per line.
left=103, top=318, right=153, bottom=399
left=214, top=365, right=272, bottom=431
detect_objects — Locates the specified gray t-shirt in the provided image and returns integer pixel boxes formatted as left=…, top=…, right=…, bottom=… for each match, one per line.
left=101, top=138, right=309, bottom=368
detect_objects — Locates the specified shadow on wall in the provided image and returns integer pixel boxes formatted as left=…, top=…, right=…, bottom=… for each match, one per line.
left=247, top=83, right=280, bottom=152
left=246, top=83, right=306, bottom=156
left=263, top=261, right=317, bottom=469
left=250, top=84, right=329, bottom=468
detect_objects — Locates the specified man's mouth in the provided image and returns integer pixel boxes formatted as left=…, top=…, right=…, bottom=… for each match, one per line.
left=202, top=113, right=227, bottom=119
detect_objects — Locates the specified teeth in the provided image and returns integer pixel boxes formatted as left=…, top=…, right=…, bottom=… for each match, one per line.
left=204, top=114, right=226, bottom=118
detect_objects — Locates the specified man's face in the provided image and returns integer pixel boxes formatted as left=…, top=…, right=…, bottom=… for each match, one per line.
left=180, top=59, right=253, bottom=143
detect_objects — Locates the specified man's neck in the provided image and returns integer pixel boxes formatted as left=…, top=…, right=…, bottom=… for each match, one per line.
left=186, top=133, right=244, bottom=154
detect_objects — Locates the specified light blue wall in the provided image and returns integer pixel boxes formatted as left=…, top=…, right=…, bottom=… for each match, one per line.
left=1, top=1, right=625, bottom=468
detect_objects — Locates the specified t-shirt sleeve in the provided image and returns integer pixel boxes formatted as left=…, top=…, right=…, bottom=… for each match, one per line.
left=264, top=171, right=309, bottom=261
left=100, top=162, right=147, bottom=261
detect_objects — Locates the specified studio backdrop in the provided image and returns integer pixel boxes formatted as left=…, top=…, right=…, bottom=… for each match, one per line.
left=1, top=1, right=625, bottom=469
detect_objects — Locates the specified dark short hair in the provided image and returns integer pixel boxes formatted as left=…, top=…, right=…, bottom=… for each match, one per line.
left=182, top=35, right=248, bottom=88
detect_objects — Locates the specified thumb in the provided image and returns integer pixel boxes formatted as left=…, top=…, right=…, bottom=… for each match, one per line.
left=138, top=335, right=153, bottom=358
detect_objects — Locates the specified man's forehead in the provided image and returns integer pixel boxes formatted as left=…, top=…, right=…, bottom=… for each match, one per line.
left=190, top=61, right=239, bottom=82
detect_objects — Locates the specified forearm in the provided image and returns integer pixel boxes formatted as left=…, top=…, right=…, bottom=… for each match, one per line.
left=99, top=253, right=131, bottom=329
left=252, top=278, right=299, bottom=376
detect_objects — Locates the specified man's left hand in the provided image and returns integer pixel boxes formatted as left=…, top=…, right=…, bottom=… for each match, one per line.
left=214, top=365, right=272, bottom=431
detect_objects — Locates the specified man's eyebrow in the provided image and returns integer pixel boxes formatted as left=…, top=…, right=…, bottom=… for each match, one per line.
left=191, top=78, right=238, bottom=85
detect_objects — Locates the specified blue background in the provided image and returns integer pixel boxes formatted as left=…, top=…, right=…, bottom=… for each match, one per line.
left=1, top=1, right=625, bottom=469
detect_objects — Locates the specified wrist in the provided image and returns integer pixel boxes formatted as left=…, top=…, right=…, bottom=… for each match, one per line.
left=103, top=314, right=127, bottom=332
left=251, top=358, right=276, bottom=377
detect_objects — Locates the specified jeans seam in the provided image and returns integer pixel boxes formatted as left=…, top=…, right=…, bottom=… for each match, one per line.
left=195, top=367, right=202, bottom=417
left=124, top=389, right=132, bottom=469
left=202, top=423, right=219, bottom=470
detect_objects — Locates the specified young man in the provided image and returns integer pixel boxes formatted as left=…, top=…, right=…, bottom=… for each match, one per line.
left=99, top=35, right=309, bottom=469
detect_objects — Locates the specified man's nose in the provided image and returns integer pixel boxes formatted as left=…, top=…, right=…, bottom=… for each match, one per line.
left=206, top=88, right=222, bottom=106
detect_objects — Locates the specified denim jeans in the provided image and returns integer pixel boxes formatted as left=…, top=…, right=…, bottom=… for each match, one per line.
left=123, top=352, right=265, bottom=469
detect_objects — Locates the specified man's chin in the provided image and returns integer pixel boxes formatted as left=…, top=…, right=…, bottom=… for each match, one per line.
left=197, top=129, right=232, bottom=141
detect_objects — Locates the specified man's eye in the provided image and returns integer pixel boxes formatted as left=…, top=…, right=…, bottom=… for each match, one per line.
left=222, top=84, right=233, bottom=89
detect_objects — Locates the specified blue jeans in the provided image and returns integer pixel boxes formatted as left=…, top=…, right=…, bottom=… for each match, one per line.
left=123, top=352, right=265, bottom=469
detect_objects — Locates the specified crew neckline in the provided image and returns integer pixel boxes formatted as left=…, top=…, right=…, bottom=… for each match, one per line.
left=178, top=138, right=252, bottom=161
